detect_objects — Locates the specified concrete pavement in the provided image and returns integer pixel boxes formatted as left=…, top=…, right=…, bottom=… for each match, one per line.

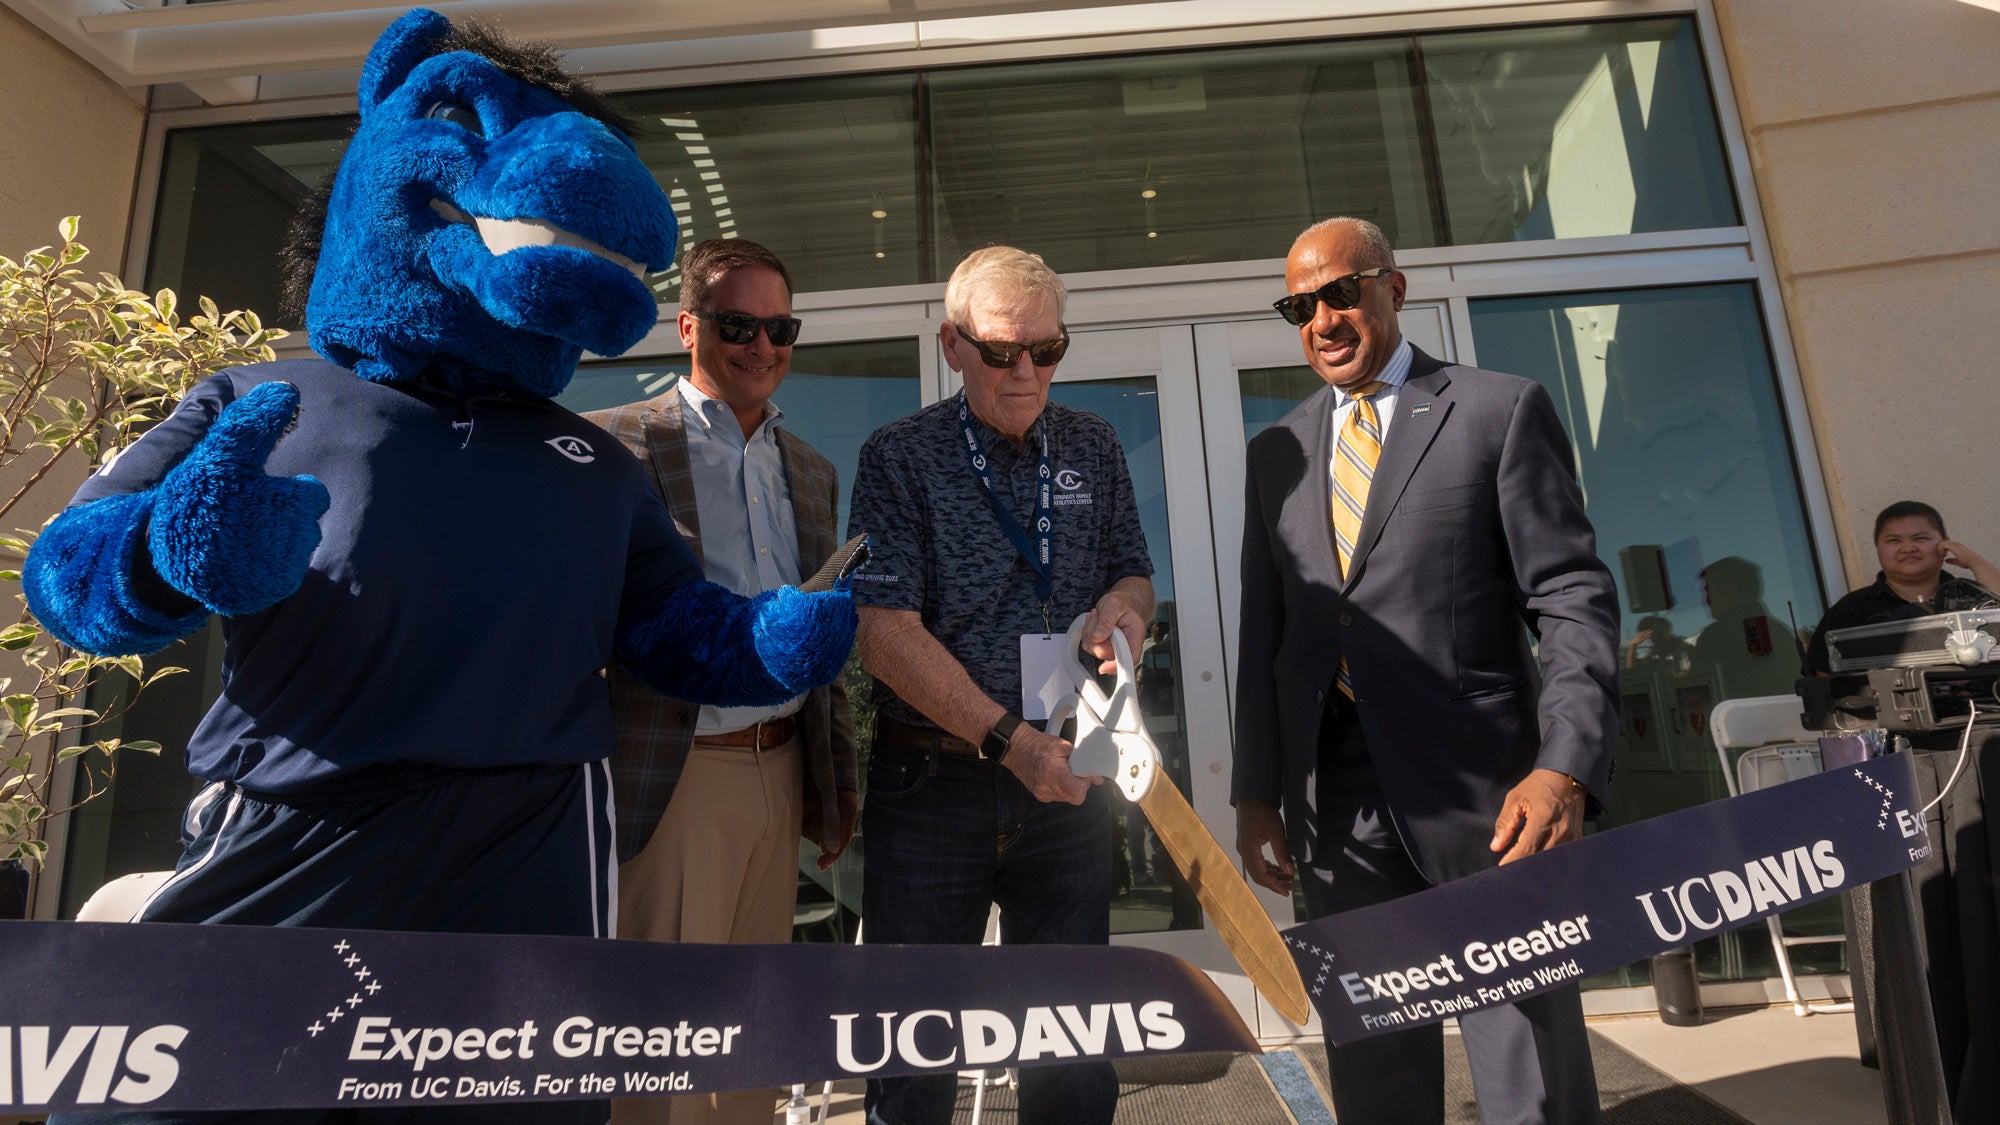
left=770, top=1004, right=1889, bottom=1124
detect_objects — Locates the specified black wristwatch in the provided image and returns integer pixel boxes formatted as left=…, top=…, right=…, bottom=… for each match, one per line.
left=981, top=712, right=1024, bottom=761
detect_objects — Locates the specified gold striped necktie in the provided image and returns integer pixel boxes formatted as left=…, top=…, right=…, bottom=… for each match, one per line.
left=1331, top=379, right=1385, bottom=700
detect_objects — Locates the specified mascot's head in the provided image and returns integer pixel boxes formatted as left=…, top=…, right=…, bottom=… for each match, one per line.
left=283, top=8, right=675, bottom=397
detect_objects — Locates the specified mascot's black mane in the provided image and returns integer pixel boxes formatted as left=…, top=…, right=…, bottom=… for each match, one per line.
left=277, top=18, right=638, bottom=326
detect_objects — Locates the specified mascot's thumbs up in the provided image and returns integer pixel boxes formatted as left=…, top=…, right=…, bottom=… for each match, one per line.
left=23, top=380, right=332, bottom=656
left=148, top=381, right=331, bottom=617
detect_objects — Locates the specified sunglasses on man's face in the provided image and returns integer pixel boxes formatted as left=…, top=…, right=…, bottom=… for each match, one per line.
left=953, top=325, right=1071, bottom=370
left=1271, top=267, right=1397, bottom=326
left=692, top=310, right=803, bottom=347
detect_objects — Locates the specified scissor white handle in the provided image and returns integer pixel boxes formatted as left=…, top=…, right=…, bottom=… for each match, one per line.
left=1055, top=613, right=1161, bottom=801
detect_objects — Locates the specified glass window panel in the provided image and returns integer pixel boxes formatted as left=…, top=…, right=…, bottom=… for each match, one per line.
left=559, top=337, right=921, bottom=540
left=1240, top=365, right=1326, bottom=444
left=928, top=39, right=1436, bottom=277
left=1418, top=17, right=1738, bottom=244
left=615, top=77, right=921, bottom=303
left=147, top=118, right=355, bottom=327
left=1048, top=377, right=1201, bottom=935
left=1468, top=283, right=1824, bottom=837
left=142, top=17, right=1748, bottom=324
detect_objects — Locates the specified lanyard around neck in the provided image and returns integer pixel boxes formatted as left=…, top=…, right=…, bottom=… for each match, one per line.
left=959, top=392, right=1054, bottom=605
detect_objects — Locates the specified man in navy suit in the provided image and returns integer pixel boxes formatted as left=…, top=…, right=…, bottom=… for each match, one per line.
left=1232, top=217, right=1619, bottom=1124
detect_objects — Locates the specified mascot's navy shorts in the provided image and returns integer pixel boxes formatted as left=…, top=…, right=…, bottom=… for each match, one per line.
left=52, top=760, right=617, bottom=1125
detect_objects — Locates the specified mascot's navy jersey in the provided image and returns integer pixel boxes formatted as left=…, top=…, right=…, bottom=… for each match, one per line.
left=71, top=358, right=703, bottom=793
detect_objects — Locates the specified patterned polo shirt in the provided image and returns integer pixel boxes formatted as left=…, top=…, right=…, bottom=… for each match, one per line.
left=846, top=393, right=1153, bottom=728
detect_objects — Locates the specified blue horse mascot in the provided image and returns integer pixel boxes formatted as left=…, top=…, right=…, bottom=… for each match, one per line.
left=25, top=16, right=848, bottom=1119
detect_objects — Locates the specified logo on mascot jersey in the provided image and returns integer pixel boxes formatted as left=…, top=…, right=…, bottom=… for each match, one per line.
left=545, top=437, right=596, bottom=464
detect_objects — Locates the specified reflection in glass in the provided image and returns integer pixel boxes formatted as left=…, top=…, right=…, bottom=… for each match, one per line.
left=1239, top=366, right=1326, bottom=444
left=144, top=17, right=1744, bottom=320
left=146, top=117, right=355, bottom=327
left=929, top=38, right=1433, bottom=276
left=1049, top=378, right=1200, bottom=935
left=615, top=78, right=921, bottom=303
left=561, top=338, right=920, bottom=540
left=1420, top=18, right=1738, bottom=244
left=1469, top=282, right=1823, bottom=776
left=1471, top=283, right=1833, bottom=985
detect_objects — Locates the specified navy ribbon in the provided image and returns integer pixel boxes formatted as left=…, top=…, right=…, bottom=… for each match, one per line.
left=0, top=751, right=1934, bottom=1111
left=1, top=926, right=1253, bottom=1112
left=959, top=392, right=1053, bottom=604
left=1286, top=750, right=1928, bottom=1044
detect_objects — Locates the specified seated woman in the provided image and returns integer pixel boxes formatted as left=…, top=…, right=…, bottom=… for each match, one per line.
left=1806, top=499, right=2000, bottom=674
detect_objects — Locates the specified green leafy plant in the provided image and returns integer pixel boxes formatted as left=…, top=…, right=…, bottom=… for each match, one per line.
left=0, top=217, right=285, bottom=865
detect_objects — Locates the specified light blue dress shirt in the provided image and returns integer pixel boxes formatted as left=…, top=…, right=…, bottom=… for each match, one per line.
left=675, top=376, right=805, bottom=733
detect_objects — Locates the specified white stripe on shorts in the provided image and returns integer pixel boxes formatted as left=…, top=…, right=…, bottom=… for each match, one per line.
left=138, top=785, right=244, bottom=922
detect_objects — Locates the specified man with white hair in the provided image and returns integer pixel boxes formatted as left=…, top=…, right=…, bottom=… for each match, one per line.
left=846, top=246, right=1154, bottom=1125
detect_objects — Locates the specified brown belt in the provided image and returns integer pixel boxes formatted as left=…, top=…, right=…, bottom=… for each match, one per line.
left=697, top=715, right=798, bottom=750
left=874, top=716, right=1076, bottom=757
left=875, top=716, right=981, bottom=757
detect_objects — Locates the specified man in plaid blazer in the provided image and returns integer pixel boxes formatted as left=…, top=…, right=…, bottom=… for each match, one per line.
left=586, top=239, right=857, bottom=1125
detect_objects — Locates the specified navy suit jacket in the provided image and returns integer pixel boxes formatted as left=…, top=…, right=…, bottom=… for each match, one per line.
left=1232, top=345, right=1619, bottom=885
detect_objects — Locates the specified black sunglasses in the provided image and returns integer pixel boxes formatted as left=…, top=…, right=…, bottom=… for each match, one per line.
left=952, top=325, right=1071, bottom=369
left=1271, top=267, right=1396, bottom=326
left=692, top=310, right=803, bottom=347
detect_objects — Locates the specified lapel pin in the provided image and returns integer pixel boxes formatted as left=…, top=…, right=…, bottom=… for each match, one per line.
left=1410, top=403, right=1433, bottom=417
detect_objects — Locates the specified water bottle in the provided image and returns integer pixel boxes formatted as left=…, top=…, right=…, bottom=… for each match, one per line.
left=784, top=1084, right=811, bottom=1125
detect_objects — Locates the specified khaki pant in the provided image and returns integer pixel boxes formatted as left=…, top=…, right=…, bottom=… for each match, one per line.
left=614, top=735, right=803, bottom=1125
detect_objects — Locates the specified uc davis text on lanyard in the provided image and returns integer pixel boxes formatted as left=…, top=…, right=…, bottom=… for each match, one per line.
left=959, top=392, right=1054, bottom=612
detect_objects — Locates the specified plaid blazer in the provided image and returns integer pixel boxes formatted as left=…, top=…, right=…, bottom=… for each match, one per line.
left=586, top=386, right=858, bottom=863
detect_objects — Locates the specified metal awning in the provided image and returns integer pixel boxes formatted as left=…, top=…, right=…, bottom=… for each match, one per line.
left=2, top=0, right=1169, bottom=99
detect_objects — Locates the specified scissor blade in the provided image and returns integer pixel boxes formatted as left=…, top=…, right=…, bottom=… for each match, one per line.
left=1137, top=775, right=1311, bottom=1025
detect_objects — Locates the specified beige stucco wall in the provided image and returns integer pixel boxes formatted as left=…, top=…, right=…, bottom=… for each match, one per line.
left=1711, top=0, right=2000, bottom=591
left=1, top=7, right=147, bottom=516
left=1, top=7, right=146, bottom=907
left=0, top=9, right=145, bottom=257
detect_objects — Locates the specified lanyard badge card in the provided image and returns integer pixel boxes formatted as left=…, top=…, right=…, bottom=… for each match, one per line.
left=1020, top=632, right=1067, bottom=721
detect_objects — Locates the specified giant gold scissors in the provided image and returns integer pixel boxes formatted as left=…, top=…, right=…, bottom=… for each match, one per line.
left=1049, top=614, right=1311, bottom=1024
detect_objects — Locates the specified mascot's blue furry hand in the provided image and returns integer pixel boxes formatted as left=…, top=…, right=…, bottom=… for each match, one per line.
left=149, top=381, right=332, bottom=617
left=751, top=586, right=858, bottom=693
left=616, top=582, right=856, bottom=708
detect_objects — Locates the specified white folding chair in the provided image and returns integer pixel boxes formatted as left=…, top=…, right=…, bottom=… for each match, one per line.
left=74, top=870, right=174, bottom=922
left=958, top=904, right=1015, bottom=1123
left=1709, top=695, right=1853, bottom=1016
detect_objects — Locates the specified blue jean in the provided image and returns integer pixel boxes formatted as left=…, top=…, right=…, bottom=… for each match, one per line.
left=860, top=740, right=1117, bottom=1125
